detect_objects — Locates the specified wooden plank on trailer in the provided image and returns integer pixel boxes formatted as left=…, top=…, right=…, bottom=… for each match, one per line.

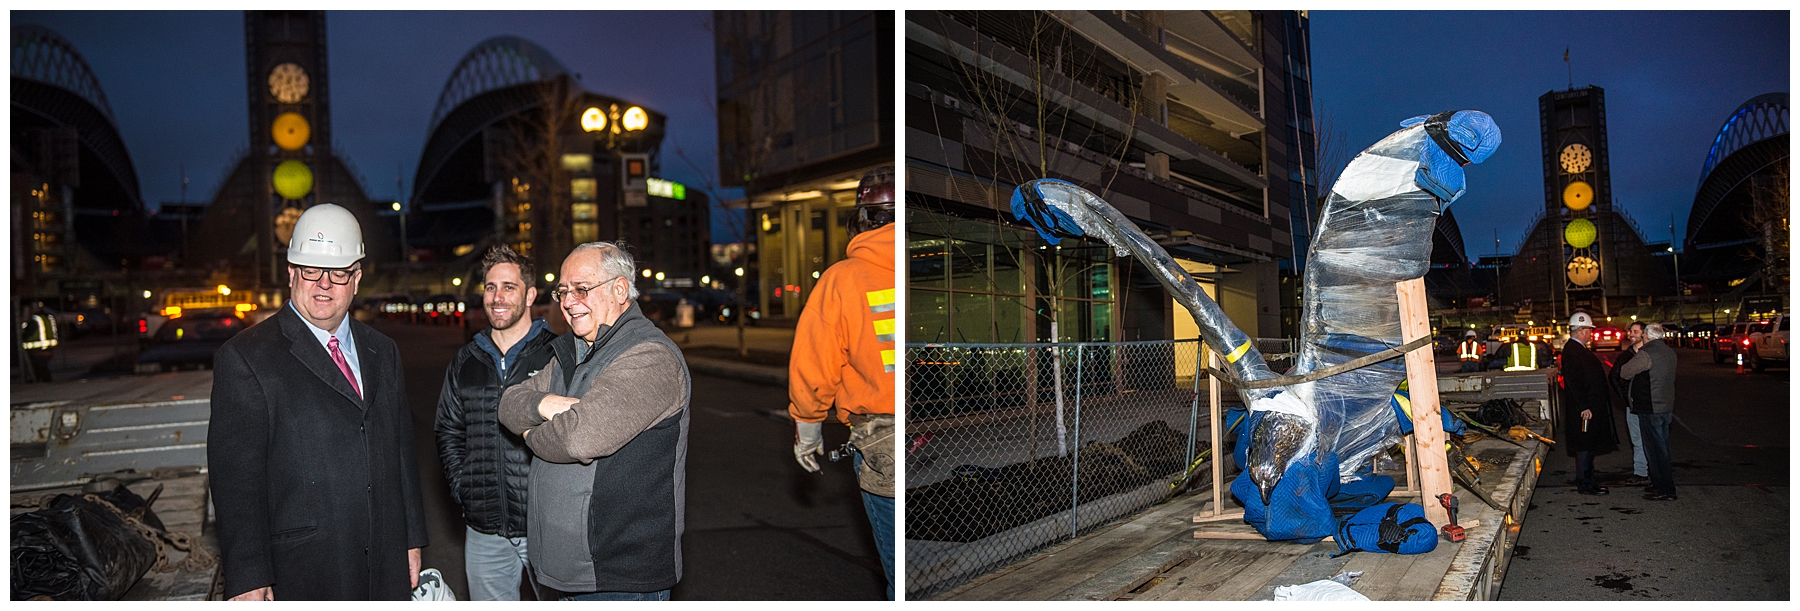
left=1134, top=545, right=1263, bottom=601
left=1051, top=536, right=1198, bottom=600
left=1201, top=549, right=1313, bottom=600
left=947, top=495, right=1203, bottom=600
left=1397, top=278, right=1452, bottom=526
left=1391, top=540, right=1463, bottom=599
left=1345, top=549, right=1418, bottom=600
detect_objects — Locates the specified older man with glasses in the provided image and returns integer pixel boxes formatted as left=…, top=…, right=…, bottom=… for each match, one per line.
left=499, top=241, right=691, bottom=601
left=209, top=204, right=429, bottom=600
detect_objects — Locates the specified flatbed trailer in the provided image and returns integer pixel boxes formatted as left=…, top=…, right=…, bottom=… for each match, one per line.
left=934, top=368, right=1557, bottom=601
left=11, top=370, right=220, bottom=600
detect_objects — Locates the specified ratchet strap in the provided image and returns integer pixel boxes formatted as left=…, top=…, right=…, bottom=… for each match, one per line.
left=1204, top=335, right=1434, bottom=390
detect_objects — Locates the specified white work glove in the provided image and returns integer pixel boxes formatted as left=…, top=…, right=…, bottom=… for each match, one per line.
left=794, top=421, right=824, bottom=473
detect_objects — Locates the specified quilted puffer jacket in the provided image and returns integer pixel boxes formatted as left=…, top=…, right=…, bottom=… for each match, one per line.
left=434, top=320, right=557, bottom=537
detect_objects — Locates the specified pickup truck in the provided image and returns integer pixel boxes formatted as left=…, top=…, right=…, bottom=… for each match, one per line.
left=1746, top=314, right=1788, bottom=372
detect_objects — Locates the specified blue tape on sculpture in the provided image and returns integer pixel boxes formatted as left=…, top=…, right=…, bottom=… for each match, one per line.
left=1009, top=179, right=1086, bottom=245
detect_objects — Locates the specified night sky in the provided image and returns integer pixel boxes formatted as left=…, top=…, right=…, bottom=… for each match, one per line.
left=1310, top=10, right=1789, bottom=260
left=13, top=10, right=744, bottom=243
left=15, top=11, right=1789, bottom=257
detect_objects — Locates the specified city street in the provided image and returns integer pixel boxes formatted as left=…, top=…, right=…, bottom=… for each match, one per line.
left=1499, top=346, right=1789, bottom=599
left=380, top=321, right=886, bottom=601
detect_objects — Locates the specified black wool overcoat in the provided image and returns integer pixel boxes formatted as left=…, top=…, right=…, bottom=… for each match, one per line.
left=1559, top=338, right=1619, bottom=455
left=208, top=304, right=429, bottom=600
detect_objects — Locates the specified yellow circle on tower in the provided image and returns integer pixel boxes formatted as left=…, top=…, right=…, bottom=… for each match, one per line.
left=273, top=160, right=313, bottom=200
left=1564, top=218, right=1597, bottom=249
left=272, top=113, right=311, bottom=151
left=1562, top=180, right=1594, bottom=211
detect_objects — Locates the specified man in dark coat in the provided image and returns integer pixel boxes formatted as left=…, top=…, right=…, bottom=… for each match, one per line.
left=1559, top=311, right=1618, bottom=495
left=435, top=245, right=557, bottom=599
left=209, top=204, right=428, bottom=600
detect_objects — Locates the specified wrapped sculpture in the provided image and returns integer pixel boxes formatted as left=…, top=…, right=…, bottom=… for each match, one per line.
left=1010, top=110, right=1500, bottom=541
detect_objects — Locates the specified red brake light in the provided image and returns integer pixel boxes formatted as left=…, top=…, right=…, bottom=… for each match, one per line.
left=138, top=319, right=147, bottom=333
left=1743, top=338, right=1752, bottom=346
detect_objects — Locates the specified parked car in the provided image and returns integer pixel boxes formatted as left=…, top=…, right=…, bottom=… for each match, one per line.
left=1683, top=322, right=1716, bottom=349
left=421, top=294, right=465, bottom=326
left=71, top=307, right=116, bottom=338
left=1656, top=322, right=1683, bottom=347
left=1590, top=326, right=1624, bottom=350
left=1713, top=321, right=1751, bottom=364
left=1746, top=315, right=1787, bottom=372
left=136, top=312, right=247, bottom=373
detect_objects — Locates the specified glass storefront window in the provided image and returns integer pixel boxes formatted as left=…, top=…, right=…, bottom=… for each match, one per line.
left=910, top=208, right=1115, bottom=344
left=951, top=292, right=993, bottom=343
left=909, top=238, right=948, bottom=288
left=949, top=239, right=991, bottom=292
left=910, top=287, right=948, bottom=343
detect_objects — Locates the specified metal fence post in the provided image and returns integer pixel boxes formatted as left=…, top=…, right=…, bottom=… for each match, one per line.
left=1069, top=344, right=1084, bottom=539
left=1185, top=341, right=1201, bottom=481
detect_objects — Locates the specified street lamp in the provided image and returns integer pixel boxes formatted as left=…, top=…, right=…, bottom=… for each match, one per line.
left=581, top=103, right=648, bottom=247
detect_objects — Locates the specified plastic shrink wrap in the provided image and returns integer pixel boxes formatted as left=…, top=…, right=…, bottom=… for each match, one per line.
left=1009, top=110, right=1498, bottom=540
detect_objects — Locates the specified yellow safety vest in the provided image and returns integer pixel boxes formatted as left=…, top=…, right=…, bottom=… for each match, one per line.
left=1504, top=341, right=1537, bottom=371
left=21, top=314, right=58, bottom=350
left=1459, top=339, right=1482, bottom=360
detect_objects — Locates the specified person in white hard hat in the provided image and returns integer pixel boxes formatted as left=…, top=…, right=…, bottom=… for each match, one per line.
left=1558, top=311, right=1618, bottom=495
left=208, top=204, right=429, bottom=600
left=1458, top=330, right=1484, bottom=373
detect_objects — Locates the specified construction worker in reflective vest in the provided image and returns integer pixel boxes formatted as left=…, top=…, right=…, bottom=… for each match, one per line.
left=789, top=166, right=896, bottom=600
left=1458, top=330, right=1485, bottom=372
left=19, top=303, right=60, bottom=382
left=1504, top=339, right=1539, bottom=371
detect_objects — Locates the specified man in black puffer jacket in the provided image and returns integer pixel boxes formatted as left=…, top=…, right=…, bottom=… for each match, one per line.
left=435, top=246, right=558, bottom=600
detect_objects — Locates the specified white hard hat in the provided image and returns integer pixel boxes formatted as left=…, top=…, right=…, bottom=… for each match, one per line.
left=1569, top=312, right=1595, bottom=329
left=287, top=204, right=365, bottom=268
left=1464, top=330, right=1477, bottom=338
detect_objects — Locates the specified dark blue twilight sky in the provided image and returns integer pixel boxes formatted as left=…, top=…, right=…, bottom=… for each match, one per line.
left=1309, top=10, right=1786, bottom=259
left=13, top=10, right=745, bottom=244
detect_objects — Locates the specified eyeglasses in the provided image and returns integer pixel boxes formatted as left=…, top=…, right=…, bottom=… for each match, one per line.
left=551, top=277, right=619, bottom=302
left=295, top=265, right=359, bottom=285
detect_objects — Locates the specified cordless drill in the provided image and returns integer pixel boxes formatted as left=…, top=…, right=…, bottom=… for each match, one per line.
left=1438, top=493, right=1465, bottom=542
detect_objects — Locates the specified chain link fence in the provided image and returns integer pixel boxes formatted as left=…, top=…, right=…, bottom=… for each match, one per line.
left=904, top=338, right=1294, bottom=600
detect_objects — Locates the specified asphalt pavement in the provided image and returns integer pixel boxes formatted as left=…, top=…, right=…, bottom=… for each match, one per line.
left=377, top=320, right=885, bottom=601
left=1497, top=346, right=1789, bottom=600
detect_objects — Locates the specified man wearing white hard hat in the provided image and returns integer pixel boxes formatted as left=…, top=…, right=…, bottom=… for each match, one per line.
left=1558, top=311, right=1619, bottom=496
left=209, top=204, right=429, bottom=600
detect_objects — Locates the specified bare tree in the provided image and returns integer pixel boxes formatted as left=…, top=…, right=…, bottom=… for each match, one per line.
left=491, top=75, right=588, bottom=273
left=919, top=11, right=1147, bottom=345
left=1742, top=161, right=1790, bottom=295
left=915, top=11, right=1164, bottom=460
left=697, top=11, right=810, bottom=358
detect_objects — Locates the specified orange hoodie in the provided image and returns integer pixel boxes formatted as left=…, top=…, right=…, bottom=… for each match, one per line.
left=789, top=223, right=896, bottom=424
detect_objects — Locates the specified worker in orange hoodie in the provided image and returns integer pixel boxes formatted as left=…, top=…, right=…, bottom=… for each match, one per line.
left=790, top=166, right=896, bottom=600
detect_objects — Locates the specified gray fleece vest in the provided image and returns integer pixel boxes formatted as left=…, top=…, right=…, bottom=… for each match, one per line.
left=527, top=304, right=688, bottom=593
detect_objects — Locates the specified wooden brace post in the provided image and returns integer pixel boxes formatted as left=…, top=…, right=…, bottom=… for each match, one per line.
left=1397, top=278, right=1452, bottom=527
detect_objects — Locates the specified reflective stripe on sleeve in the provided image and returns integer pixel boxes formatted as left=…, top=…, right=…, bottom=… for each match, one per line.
left=866, top=288, right=896, bottom=314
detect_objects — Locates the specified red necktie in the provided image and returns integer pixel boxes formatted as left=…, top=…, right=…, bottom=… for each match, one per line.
left=328, top=336, right=362, bottom=399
